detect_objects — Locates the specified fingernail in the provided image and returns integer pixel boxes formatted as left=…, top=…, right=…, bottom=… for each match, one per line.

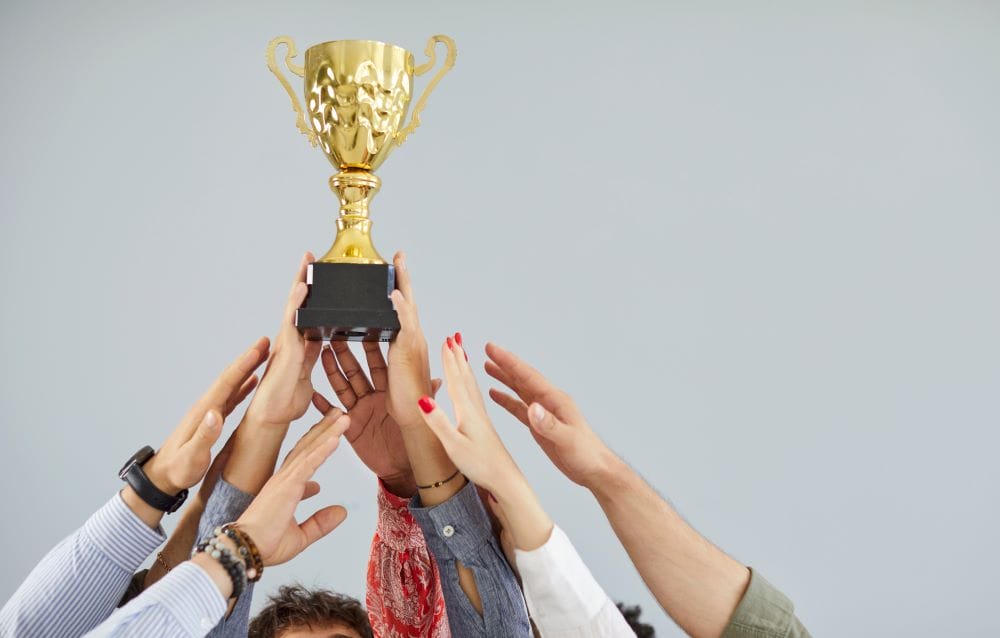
left=464, top=351, right=469, bottom=362
left=454, top=332, right=463, bottom=346
left=529, top=404, right=545, bottom=422
left=446, top=336, right=454, bottom=349
left=418, top=396, right=435, bottom=414
left=398, top=254, right=407, bottom=270
left=203, top=411, right=218, bottom=428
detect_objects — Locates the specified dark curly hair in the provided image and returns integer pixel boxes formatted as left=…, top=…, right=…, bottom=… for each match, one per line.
left=617, top=602, right=656, bottom=637
left=248, top=584, right=372, bottom=638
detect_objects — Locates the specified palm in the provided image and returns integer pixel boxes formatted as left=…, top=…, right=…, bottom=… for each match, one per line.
left=262, top=520, right=310, bottom=566
left=343, top=390, right=410, bottom=480
left=317, top=342, right=423, bottom=490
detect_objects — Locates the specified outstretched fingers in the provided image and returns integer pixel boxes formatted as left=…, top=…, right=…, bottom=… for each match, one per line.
left=330, top=341, right=372, bottom=398
left=320, top=346, right=357, bottom=409
left=416, top=395, right=465, bottom=455
left=485, top=342, right=580, bottom=423
left=362, top=342, right=389, bottom=391
left=489, top=387, right=530, bottom=427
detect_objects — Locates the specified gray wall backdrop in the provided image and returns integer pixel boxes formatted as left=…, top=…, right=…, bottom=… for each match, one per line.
left=2, top=1, right=998, bottom=635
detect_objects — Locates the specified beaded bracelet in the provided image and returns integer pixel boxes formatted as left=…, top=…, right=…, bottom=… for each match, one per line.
left=218, top=524, right=264, bottom=583
left=193, top=536, right=247, bottom=599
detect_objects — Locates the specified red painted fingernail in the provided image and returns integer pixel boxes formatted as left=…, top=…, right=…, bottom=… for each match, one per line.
left=464, top=351, right=469, bottom=362
left=455, top=332, right=463, bottom=346
left=446, top=336, right=454, bottom=349
left=418, top=396, right=435, bottom=414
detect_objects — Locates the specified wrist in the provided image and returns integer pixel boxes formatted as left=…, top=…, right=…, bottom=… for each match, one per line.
left=242, top=410, right=292, bottom=433
left=120, top=486, right=166, bottom=530
left=493, top=475, right=553, bottom=552
left=586, top=449, right=630, bottom=499
left=380, top=471, right=417, bottom=498
left=190, top=552, right=235, bottom=599
left=142, top=457, right=184, bottom=496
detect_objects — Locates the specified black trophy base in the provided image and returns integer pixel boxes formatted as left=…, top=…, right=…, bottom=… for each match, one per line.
left=296, top=262, right=400, bottom=342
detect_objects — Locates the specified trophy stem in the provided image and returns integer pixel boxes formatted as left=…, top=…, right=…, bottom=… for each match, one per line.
left=319, top=169, right=386, bottom=264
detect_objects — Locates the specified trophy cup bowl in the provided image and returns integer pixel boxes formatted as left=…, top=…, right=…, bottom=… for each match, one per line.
left=267, top=35, right=456, bottom=341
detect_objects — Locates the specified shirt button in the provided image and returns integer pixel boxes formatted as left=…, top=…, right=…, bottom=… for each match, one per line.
left=442, top=524, right=455, bottom=538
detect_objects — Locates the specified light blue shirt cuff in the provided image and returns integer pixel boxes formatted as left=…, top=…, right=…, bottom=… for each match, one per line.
left=142, top=562, right=227, bottom=637
left=82, top=493, right=166, bottom=573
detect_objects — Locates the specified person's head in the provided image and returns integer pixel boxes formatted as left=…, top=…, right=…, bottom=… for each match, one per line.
left=249, top=585, right=372, bottom=638
left=616, top=602, right=656, bottom=637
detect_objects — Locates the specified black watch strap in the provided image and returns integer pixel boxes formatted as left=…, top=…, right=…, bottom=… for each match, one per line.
left=119, top=446, right=188, bottom=514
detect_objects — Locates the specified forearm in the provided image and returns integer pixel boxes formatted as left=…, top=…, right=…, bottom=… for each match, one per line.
left=590, top=455, right=749, bottom=638
left=399, top=422, right=464, bottom=507
left=222, top=415, right=287, bottom=495
left=1, top=494, right=165, bottom=637
left=493, top=475, right=553, bottom=552
left=144, top=502, right=204, bottom=588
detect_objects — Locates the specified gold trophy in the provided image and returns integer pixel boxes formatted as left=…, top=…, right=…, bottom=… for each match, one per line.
left=266, top=35, right=456, bottom=341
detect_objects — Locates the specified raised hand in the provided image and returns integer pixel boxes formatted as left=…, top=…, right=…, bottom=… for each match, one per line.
left=235, top=412, right=351, bottom=566
left=244, top=252, right=323, bottom=429
left=385, top=252, right=434, bottom=429
left=141, top=336, right=269, bottom=496
left=484, top=342, right=614, bottom=489
left=417, top=335, right=521, bottom=494
left=313, top=340, right=442, bottom=496
left=417, top=333, right=554, bottom=551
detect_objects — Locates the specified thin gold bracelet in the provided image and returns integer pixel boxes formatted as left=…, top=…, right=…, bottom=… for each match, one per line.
left=416, top=469, right=462, bottom=490
left=155, top=551, right=172, bottom=573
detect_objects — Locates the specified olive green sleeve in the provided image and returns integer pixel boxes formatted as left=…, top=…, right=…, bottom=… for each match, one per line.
left=721, top=568, right=811, bottom=638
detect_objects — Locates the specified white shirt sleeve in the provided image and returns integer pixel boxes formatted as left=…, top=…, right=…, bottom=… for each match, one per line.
left=514, top=525, right=634, bottom=638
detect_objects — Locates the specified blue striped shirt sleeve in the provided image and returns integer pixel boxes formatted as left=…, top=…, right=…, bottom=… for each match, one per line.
left=84, top=562, right=226, bottom=638
left=0, top=492, right=166, bottom=637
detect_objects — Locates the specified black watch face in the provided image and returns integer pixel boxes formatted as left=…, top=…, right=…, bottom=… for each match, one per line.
left=119, top=446, right=154, bottom=479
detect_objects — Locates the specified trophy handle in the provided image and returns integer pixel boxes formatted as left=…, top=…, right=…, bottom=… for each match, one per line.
left=265, top=36, right=318, bottom=147
left=396, top=35, right=457, bottom=146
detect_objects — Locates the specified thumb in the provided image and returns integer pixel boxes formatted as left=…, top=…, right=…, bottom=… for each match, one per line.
left=527, top=403, right=566, bottom=442
left=189, top=410, right=223, bottom=451
left=298, top=505, right=348, bottom=548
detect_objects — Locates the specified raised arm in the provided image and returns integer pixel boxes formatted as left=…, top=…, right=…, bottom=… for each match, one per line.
left=381, top=252, right=529, bottom=637
left=485, top=342, right=810, bottom=638
left=1, top=337, right=267, bottom=637
left=418, top=335, right=631, bottom=637
left=312, top=328, right=449, bottom=637
left=86, top=414, right=351, bottom=638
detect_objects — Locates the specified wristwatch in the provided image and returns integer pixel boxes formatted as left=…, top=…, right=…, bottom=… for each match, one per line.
left=118, top=446, right=188, bottom=514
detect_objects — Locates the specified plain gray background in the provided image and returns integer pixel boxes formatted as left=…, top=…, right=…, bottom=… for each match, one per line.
left=2, top=1, right=998, bottom=635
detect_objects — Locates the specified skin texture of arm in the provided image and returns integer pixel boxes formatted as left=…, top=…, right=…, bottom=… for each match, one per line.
left=382, top=252, right=483, bottom=614
left=223, top=252, right=323, bottom=497
left=485, top=342, right=751, bottom=638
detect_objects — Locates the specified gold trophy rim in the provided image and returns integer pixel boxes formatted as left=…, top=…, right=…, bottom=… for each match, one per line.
left=304, top=38, right=413, bottom=58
